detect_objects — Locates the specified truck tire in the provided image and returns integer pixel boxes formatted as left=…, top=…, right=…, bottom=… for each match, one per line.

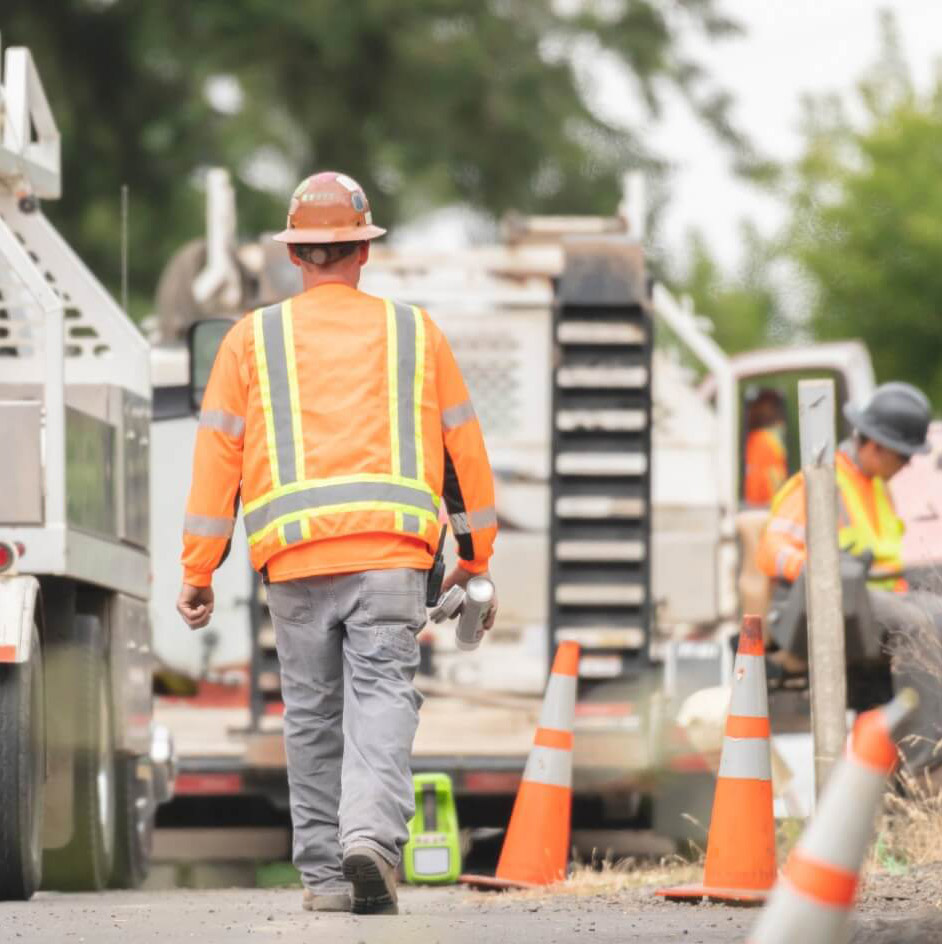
left=110, top=756, right=152, bottom=888
left=0, top=622, right=45, bottom=901
left=42, top=615, right=116, bottom=891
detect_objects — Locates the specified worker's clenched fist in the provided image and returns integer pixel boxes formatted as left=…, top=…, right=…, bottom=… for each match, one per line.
left=177, top=583, right=214, bottom=630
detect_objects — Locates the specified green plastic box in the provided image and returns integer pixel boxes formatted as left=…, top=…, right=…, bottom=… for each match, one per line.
left=403, top=772, right=461, bottom=884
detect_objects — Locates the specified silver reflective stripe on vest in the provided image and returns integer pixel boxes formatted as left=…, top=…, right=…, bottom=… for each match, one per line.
left=244, top=480, right=438, bottom=536
left=717, top=737, right=772, bottom=781
left=260, top=303, right=299, bottom=485
left=199, top=409, right=245, bottom=439
left=538, top=675, right=577, bottom=731
left=442, top=400, right=476, bottom=431
left=522, top=745, right=572, bottom=788
left=728, top=653, right=770, bottom=718
left=402, top=514, right=421, bottom=534
left=282, top=519, right=304, bottom=546
left=450, top=506, right=498, bottom=535
left=184, top=513, right=235, bottom=538
left=393, top=302, right=419, bottom=479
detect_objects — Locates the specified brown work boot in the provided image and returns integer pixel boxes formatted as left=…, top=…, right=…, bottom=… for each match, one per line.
left=301, top=887, right=352, bottom=912
left=342, top=846, right=399, bottom=915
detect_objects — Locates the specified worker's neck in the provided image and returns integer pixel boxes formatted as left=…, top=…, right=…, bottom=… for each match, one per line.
left=300, top=264, right=360, bottom=292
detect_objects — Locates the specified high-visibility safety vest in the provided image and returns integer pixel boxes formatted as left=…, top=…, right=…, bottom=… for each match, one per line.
left=767, top=450, right=904, bottom=590
left=744, top=427, right=787, bottom=506
left=181, top=284, right=497, bottom=586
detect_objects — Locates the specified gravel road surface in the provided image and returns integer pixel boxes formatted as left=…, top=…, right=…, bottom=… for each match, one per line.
left=2, top=884, right=941, bottom=943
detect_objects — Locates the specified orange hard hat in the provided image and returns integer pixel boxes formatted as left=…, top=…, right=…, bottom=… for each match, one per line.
left=273, top=171, right=386, bottom=244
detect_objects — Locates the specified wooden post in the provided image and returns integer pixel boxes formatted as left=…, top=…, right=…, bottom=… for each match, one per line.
left=798, top=379, right=847, bottom=799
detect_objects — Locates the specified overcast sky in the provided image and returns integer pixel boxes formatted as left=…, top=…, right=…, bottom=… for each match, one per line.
left=634, top=0, right=942, bottom=270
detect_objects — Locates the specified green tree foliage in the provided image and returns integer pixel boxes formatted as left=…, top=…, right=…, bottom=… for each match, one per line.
left=4, top=0, right=743, bottom=317
left=788, top=13, right=942, bottom=408
left=672, top=223, right=788, bottom=355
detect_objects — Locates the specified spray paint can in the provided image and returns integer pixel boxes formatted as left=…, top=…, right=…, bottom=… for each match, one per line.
left=454, top=577, right=494, bottom=651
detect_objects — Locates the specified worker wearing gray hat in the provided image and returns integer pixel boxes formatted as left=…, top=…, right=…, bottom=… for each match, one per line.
left=759, top=380, right=942, bottom=776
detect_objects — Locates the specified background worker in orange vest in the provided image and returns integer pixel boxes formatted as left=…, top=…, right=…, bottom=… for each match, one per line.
left=743, top=386, right=788, bottom=506
left=176, top=172, right=498, bottom=915
left=758, top=381, right=942, bottom=774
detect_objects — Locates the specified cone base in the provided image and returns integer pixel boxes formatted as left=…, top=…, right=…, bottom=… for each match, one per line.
left=458, top=873, right=540, bottom=891
left=655, top=882, right=769, bottom=904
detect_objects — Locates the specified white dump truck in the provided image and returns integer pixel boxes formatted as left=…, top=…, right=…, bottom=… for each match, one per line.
left=0, top=42, right=174, bottom=899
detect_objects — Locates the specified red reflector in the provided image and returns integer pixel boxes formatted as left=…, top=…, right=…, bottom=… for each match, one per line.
left=461, top=771, right=522, bottom=794
left=0, top=645, right=16, bottom=663
left=0, top=544, right=12, bottom=572
left=14, top=542, right=25, bottom=557
left=575, top=701, right=634, bottom=718
left=174, top=772, right=243, bottom=796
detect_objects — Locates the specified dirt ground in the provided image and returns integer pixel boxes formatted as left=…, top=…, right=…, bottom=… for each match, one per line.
left=2, top=867, right=942, bottom=944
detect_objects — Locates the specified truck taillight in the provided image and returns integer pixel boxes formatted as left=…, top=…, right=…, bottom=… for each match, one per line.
left=0, top=542, right=15, bottom=573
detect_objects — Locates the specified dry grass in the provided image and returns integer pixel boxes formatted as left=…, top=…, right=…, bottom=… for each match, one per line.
left=870, top=770, right=942, bottom=872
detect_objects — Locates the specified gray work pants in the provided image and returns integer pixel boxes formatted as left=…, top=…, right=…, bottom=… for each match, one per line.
left=266, top=568, right=426, bottom=893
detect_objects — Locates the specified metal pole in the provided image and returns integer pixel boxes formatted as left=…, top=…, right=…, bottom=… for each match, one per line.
left=798, top=379, right=847, bottom=799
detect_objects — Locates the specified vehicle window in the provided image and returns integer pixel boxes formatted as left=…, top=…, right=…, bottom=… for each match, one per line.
left=738, top=368, right=849, bottom=506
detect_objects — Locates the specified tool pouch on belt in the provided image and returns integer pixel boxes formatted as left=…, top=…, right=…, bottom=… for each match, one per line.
left=426, top=526, right=448, bottom=607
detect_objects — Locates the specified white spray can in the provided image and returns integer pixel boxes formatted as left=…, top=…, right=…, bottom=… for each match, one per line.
left=454, top=577, right=494, bottom=651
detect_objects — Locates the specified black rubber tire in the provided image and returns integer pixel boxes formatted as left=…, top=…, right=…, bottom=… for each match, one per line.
left=42, top=615, right=116, bottom=891
left=110, top=755, right=152, bottom=889
left=0, top=623, right=45, bottom=901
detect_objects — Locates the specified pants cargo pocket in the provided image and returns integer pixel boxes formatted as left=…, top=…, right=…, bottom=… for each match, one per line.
left=358, top=569, right=426, bottom=660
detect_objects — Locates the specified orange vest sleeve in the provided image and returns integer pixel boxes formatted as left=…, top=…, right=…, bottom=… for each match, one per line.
left=757, top=475, right=807, bottom=583
left=433, top=323, right=497, bottom=573
left=181, top=321, right=250, bottom=587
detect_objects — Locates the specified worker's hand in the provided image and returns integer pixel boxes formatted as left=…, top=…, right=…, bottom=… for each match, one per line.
left=177, top=584, right=214, bottom=630
left=442, top=566, right=498, bottom=631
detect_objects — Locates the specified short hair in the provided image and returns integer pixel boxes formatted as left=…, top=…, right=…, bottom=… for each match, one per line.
left=290, top=241, right=359, bottom=266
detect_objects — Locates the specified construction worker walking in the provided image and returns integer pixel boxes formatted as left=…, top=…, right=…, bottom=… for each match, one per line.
left=757, top=381, right=942, bottom=774
left=176, top=171, right=499, bottom=915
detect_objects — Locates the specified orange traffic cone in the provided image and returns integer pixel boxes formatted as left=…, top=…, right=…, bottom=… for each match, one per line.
left=748, top=689, right=918, bottom=943
left=461, top=641, right=580, bottom=889
left=658, top=615, right=776, bottom=903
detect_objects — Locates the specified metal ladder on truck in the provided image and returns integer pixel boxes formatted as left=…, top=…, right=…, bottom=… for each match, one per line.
left=548, top=240, right=653, bottom=691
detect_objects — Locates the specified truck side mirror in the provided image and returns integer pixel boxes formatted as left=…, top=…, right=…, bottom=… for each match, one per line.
left=188, top=318, right=234, bottom=414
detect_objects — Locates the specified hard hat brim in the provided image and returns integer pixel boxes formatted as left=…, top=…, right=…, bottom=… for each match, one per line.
left=272, top=224, right=386, bottom=244
left=843, top=404, right=931, bottom=456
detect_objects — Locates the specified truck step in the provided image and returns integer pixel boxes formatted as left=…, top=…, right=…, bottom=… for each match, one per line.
left=556, top=366, right=648, bottom=389
left=555, top=540, right=645, bottom=562
left=556, top=453, right=647, bottom=476
left=556, top=409, right=646, bottom=433
left=556, top=625, right=646, bottom=649
left=557, top=321, right=646, bottom=345
left=555, top=584, right=646, bottom=606
left=555, top=496, right=646, bottom=519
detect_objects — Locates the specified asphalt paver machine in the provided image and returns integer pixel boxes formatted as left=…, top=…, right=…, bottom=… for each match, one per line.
left=0, top=41, right=173, bottom=899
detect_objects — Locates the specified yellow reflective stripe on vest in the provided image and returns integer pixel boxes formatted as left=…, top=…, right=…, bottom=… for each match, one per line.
left=253, top=305, right=281, bottom=488
left=244, top=475, right=439, bottom=535
left=835, top=466, right=903, bottom=573
left=385, top=300, right=426, bottom=535
left=769, top=471, right=803, bottom=516
left=255, top=301, right=305, bottom=487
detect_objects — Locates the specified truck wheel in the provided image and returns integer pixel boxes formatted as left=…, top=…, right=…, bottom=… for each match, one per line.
left=110, top=756, right=152, bottom=888
left=42, top=615, right=116, bottom=891
left=0, top=623, right=45, bottom=901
